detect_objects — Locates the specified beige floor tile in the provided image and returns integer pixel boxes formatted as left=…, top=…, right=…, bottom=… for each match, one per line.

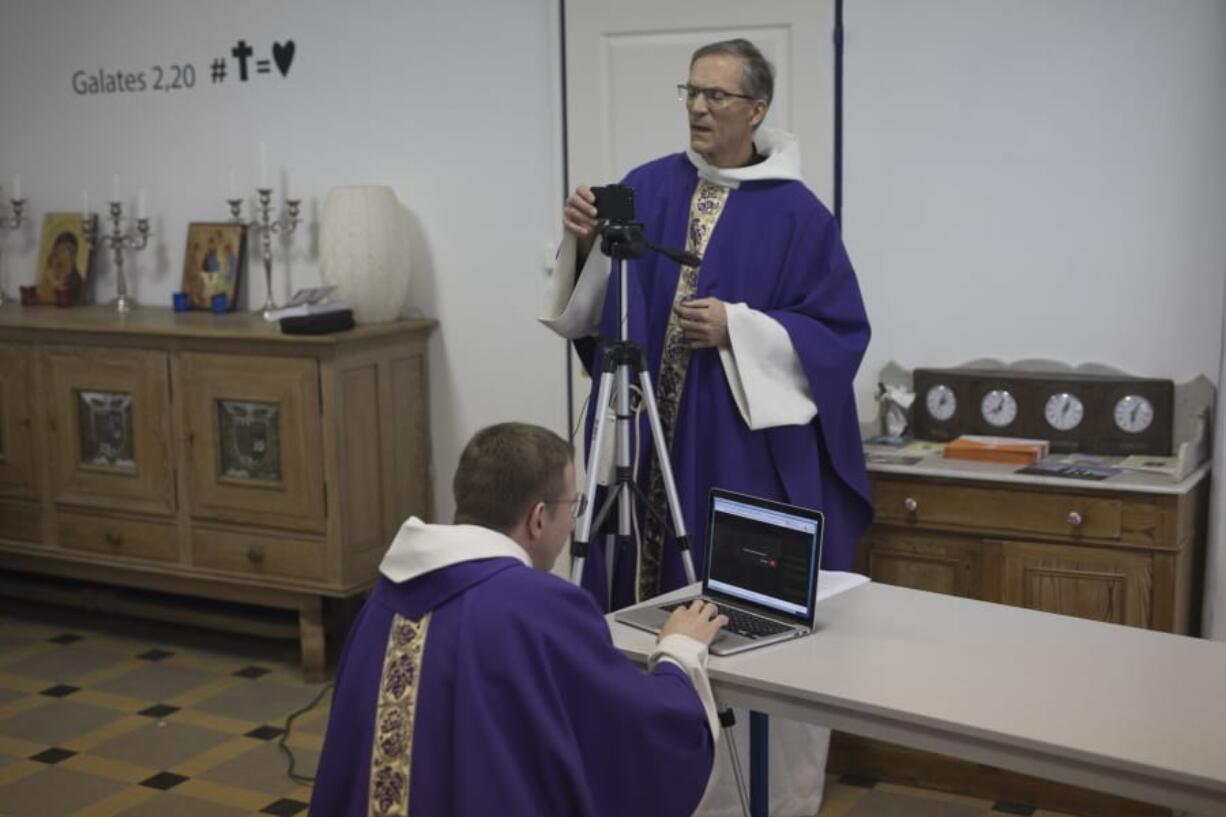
left=0, top=699, right=124, bottom=746
left=93, top=663, right=224, bottom=703
left=196, top=742, right=318, bottom=798
left=0, top=765, right=128, bottom=817
left=845, top=788, right=987, bottom=817
left=89, top=720, right=234, bottom=771
left=817, top=780, right=871, bottom=816
left=108, top=791, right=250, bottom=817
left=2, top=646, right=128, bottom=684
left=191, top=681, right=329, bottom=725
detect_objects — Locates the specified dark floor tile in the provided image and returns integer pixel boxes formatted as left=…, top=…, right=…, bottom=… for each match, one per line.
left=140, top=770, right=190, bottom=790
left=138, top=703, right=181, bottom=719
left=234, top=665, right=271, bottom=679
left=39, top=684, right=80, bottom=698
left=260, top=799, right=309, bottom=816
left=837, top=773, right=879, bottom=788
left=991, top=802, right=1036, bottom=816
left=48, top=633, right=84, bottom=645
left=137, top=648, right=175, bottom=661
left=245, top=725, right=286, bottom=741
left=30, top=747, right=77, bottom=764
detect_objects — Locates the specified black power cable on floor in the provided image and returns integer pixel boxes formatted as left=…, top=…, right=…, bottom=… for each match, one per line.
left=278, top=681, right=334, bottom=785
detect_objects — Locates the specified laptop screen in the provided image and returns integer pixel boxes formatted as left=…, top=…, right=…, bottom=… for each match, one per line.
left=703, top=490, right=824, bottom=626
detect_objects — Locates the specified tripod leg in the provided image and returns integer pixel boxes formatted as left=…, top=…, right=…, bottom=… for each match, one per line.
left=571, top=368, right=616, bottom=586
left=636, top=369, right=697, bottom=585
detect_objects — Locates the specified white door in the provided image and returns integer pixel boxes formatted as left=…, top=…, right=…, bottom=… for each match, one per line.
left=565, top=0, right=837, bottom=199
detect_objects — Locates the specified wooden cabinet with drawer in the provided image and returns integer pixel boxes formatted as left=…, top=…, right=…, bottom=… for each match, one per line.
left=833, top=456, right=1211, bottom=816
left=0, top=306, right=435, bottom=678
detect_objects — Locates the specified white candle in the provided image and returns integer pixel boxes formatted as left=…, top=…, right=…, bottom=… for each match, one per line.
left=228, top=169, right=237, bottom=199
left=259, top=142, right=268, bottom=188
left=12, top=175, right=20, bottom=200
left=111, top=173, right=120, bottom=203
left=82, top=190, right=89, bottom=218
left=138, top=188, right=146, bottom=218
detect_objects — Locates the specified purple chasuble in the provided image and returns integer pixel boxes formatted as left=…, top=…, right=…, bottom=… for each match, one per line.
left=579, top=152, right=873, bottom=609
left=311, top=558, right=714, bottom=816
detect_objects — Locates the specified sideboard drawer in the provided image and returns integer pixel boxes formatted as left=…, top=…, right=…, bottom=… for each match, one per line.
left=0, top=499, right=42, bottom=544
left=192, top=527, right=325, bottom=582
left=57, top=511, right=178, bottom=562
left=872, top=479, right=1123, bottom=540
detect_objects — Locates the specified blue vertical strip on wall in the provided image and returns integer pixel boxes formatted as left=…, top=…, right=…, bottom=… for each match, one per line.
left=834, top=0, right=845, bottom=227
left=560, top=0, right=575, bottom=438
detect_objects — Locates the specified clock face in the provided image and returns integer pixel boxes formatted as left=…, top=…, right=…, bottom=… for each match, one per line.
left=925, top=384, right=957, bottom=422
left=1044, top=392, right=1085, bottom=432
left=980, top=389, right=1018, bottom=428
left=1113, top=394, right=1154, bottom=434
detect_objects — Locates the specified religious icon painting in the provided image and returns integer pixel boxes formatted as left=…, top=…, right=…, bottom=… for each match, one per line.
left=76, top=390, right=136, bottom=470
left=182, top=222, right=245, bottom=311
left=35, top=212, right=96, bottom=305
left=217, top=399, right=282, bottom=482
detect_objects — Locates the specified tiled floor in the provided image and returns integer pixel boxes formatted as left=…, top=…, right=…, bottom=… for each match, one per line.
left=0, top=597, right=1188, bottom=817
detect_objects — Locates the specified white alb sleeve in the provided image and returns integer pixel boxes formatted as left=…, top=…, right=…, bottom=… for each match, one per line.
left=717, top=302, right=818, bottom=430
left=539, top=232, right=611, bottom=339
left=650, top=633, right=720, bottom=742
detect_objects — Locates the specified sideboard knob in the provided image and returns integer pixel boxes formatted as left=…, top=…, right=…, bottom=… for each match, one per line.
left=903, top=497, right=918, bottom=514
left=104, top=531, right=123, bottom=548
left=1067, top=511, right=1084, bottom=527
left=246, top=547, right=265, bottom=566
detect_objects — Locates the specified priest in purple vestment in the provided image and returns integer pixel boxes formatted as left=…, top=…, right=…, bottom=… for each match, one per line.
left=542, top=39, right=872, bottom=612
left=541, top=38, right=873, bottom=816
left=311, top=422, right=726, bottom=817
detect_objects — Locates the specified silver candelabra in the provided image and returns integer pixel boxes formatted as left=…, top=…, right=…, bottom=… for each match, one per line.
left=229, top=188, right=301, bottom=318
left=82, top=202, right=150, bottom=313
left=0, top=194, right=28, bottom=306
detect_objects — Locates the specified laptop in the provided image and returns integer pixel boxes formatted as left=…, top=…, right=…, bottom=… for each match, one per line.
left=614, top=488, right=824, bottom=656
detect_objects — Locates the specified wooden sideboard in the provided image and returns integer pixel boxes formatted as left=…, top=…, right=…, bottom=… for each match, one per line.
left=830, top=451, right=1210, bottom=815
left=0, top=305, right=435, bottom=677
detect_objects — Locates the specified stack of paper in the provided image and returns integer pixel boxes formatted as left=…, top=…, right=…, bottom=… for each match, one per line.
left=944, top=435, right=1050, bottom=465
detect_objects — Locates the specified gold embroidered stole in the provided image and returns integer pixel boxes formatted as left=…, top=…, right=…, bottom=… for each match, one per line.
left=638, top=180, right=730, bottom=602
left=368, top=611, right=431, bottom=817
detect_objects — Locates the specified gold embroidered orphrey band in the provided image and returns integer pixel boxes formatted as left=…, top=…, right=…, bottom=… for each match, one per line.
left=638, top=179, right=730, bottom=602
left=369, top=611, right=431, bottom=817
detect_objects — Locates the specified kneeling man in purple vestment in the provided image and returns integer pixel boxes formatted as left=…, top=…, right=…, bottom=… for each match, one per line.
left=311, top=422, right=727, bottom=817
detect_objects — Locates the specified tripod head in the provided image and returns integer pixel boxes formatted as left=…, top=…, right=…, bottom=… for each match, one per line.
left=592, top=184, right=702, bottom=268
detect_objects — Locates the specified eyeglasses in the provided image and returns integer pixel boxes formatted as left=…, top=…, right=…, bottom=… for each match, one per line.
left=545, top=493, right=587, bottom=519
left=677, top=83, right=756, bottom=106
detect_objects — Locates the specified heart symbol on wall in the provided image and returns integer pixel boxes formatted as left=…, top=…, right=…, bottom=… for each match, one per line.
left=273, top=40, right=295, bottom=76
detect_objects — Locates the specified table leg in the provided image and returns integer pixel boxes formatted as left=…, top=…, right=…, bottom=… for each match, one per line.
left=751, top=710, right=769, bottom=817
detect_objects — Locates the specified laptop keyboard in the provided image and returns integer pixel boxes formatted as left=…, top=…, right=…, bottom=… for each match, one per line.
left=662, top=601, right=793, bottom=639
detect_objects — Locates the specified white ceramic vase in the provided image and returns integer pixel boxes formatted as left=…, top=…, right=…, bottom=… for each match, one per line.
left=319, top=185, right=411, bottom=324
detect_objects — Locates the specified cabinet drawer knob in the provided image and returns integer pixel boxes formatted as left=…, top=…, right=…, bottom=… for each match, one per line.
left=903, top=497, right=918, bottom=514
left=104, top=531, right=123, bottom=548
left=1067, top=510, right=1084, bottom=527
left=246, top=547, right=265, bottom=566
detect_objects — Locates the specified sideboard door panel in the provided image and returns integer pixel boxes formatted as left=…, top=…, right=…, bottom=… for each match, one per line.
left=44, top=345, right=175, bottom=515
left=179, top=352, right=325, bottom=534
left=999, top=540, right=1153, bottom=627
left=0, top=343, right=37, bottom=499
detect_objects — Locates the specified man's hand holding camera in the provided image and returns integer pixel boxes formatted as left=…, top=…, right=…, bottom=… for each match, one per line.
left=563, top=185, right=600, bottom=264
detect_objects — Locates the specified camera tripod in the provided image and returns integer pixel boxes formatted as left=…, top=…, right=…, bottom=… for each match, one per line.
left=569, top=219, right=701, bottom=599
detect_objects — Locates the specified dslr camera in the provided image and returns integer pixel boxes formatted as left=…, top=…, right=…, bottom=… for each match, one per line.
left=591, top=184, right=635, bottom=223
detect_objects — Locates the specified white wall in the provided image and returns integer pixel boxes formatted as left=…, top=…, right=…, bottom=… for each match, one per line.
left=844, top=0, right=1226, bottom=418
left=0, top=0, right=568, bottom=522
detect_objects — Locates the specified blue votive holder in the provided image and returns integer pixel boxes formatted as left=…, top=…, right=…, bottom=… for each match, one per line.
left=172, top=291, right=190, bottom=312
left=210, top=293, right=228, bottom=314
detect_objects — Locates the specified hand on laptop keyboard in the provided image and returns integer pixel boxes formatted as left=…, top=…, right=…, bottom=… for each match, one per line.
left=659, top=599, right=729, bottom=647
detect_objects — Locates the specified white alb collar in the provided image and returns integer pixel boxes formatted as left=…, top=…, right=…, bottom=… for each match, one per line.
left=378, top=517, right=532, bottom=583
left=684, top=127, right=804, bottom=189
